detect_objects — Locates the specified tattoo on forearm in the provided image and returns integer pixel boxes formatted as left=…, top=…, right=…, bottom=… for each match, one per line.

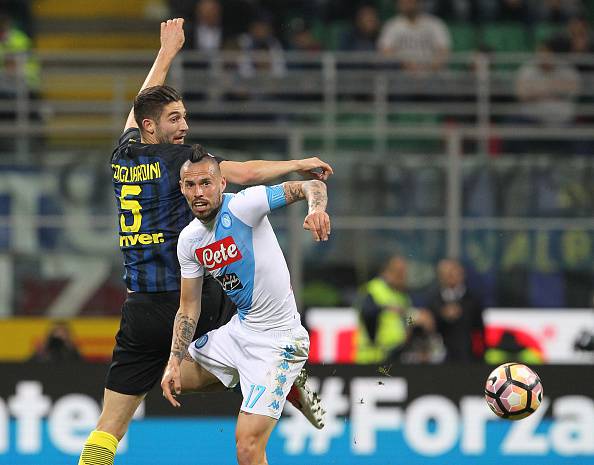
left=171, top=312, right=198, bottom=363
left=283, top=180, right=327, bottom=211
left=303, top=180, right=327, bottom=212
left=283, top=181, right=305, bottom=203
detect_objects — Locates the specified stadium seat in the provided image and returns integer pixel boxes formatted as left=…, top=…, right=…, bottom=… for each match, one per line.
left=481, top=23, right=530, bottom=52
left=533, top=23, right=564, bottom=47
left=449, top=23, right=478, bottom=52
left=312, top=20, right=350, bottom=51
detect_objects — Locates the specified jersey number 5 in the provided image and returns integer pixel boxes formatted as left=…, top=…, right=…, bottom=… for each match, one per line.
left=119, top=184, right=142, bottom=232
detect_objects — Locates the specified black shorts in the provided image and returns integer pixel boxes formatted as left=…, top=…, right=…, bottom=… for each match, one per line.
left=105, top=277, right=236, bottom=395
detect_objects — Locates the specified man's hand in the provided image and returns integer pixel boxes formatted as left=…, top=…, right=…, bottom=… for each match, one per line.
left=303, top=210, right=331, bottom=242
left=296, top=157, right=334, bottom=181
left=161, top=358, right=182, bottom=407
left=160, top=18, right=185, bottom=57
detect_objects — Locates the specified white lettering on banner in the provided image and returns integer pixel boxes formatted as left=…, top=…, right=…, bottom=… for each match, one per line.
left=0, top=381, right=145, bottom=454
left=404, top=396, right=459, bottom=456
left=502, top=398, right=549, bottom=455
left=49, top=395, right=100, bottom=454
left=551, top=397, right=594, bottom=455
left=279, top=377, right=349, bottom=454
left=8, top=382, right=51, bottom=453
left=0, top=398, right=6, bottom=453
left=276, top=377, right=594, bottom=457
left=460, top=396, right=497, bottom=454
left=351, top=378, right=405, bottom=454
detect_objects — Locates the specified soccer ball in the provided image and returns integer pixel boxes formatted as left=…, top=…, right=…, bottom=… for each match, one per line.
left=484, top=363, right=543, bottom=420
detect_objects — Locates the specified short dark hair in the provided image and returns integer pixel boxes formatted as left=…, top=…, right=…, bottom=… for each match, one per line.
left=180, top=144, right=220, bottom=176
left=133, top=85, right=182, bottom=129
left=189, top=144, right=215, bottom=163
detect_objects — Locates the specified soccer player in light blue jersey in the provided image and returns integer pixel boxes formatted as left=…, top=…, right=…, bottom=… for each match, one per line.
left=162, top=146, right=330, bottom=465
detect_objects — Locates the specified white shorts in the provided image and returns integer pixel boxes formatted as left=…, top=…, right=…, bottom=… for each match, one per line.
left=188, top=314, right=309, bottom=419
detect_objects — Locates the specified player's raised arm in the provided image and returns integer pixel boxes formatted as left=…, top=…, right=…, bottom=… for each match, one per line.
left=282, top=180, right=330, bottom=242
left=124, top=18, right=185, bottom=131
left=161, top=275, right=202, bottom=407
left=220, top=157, right=334, bottom=185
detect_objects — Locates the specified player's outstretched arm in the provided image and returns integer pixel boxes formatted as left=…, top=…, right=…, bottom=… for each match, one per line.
left=220, top=157, right=334, bottom=185
left=283, top=180, right=331, bottom=242
left=124, top=18, right=185, bottom=131
left=161, top=275, right=202, bottom=407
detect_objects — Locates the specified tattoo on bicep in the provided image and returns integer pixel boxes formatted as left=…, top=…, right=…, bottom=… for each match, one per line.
left=171, top=312, right=198, bottom=363
left=283, top=181, right=305, bottom=204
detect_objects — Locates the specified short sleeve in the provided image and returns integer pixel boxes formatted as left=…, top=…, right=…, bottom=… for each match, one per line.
left=378, top=19, right=399, bottom=50
left=431, top=18, right=451, bottom=50
left=228, top=185, right=286, bottom=227
left=265, top=184, right=287, bottom=210
left=177, top=229, right=204, bottom=279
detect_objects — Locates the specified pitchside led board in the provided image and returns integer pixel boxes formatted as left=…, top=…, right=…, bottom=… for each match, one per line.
left=0, top=364, right=592, bottom=465
left=306, top=308, right=594, bottom=364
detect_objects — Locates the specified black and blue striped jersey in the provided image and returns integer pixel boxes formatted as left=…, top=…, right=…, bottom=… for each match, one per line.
left=110, top=128, right=222, bottom=292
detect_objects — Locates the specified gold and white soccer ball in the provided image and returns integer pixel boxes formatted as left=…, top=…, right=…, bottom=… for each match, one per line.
left=484, top=363, right=543, bottom=420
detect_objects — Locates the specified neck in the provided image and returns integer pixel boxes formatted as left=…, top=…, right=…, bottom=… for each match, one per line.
left=140, top=132, right=159, bottom=144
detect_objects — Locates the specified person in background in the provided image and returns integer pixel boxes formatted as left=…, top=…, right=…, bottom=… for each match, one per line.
left=355, top=255, right=434, bottom=364
left=30, top=321, right=82, bottom=362
left=339, top=3, right=381, bottom=52
left=536, top=0, right=582, bottom=24
left=426, top=259, right=485, bottom=362
left=378, top=0, right=451, bottom=73
left=513, top=39, right=580, bottom=149
left=551, top=16, right=594, bottom=71
left=237, top=10, right=286, bottom=78
left=0, top=14, right=38, bottom=92
left=288, top=18, right=322, bottom=52
left=184, top=0, right=227, bottom=53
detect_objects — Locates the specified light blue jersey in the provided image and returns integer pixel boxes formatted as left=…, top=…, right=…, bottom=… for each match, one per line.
left=178, top=185, right=301, bottom=331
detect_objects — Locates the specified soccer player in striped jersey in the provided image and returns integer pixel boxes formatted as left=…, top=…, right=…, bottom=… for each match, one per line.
left=78, top=18, right=328, bottom=465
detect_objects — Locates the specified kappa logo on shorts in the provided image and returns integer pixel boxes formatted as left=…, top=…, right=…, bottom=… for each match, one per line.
left=216, top=273, right=244, bottom=292
left=195, top=236, right=243, bottom=271
left=194, top=334, right=208, bottom=349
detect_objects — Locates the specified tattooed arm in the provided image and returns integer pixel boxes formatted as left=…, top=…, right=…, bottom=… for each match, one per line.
left=161, top=276, right=203, bottom=407
left=282, top=180, right=331, bottom=242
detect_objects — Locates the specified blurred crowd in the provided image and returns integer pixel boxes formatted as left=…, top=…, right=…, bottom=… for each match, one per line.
left=166, top=0, right=593, bottom=56
left=0, top=0, right=591, bottom=145
left=162, top=0, right=594, bottom=152
left=351, top=254, right=547, bottom=365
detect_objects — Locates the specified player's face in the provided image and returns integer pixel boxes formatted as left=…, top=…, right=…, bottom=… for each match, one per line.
left=180, top=161, right=226, bottom=222
left=155, top=101, right=188, bottom=144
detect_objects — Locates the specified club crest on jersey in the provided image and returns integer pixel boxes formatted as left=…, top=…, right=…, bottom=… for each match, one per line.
left=195, top=236, right=242, bottom=271
left=216, top=273, right=244, bottom=292
left=221, top=212, right=232, bottom=229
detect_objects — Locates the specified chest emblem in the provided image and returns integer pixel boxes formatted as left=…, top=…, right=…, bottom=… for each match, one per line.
left=221, top=212, right=232, bottom=229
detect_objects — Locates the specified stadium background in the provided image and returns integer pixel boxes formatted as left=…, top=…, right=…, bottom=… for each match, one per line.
left=1, top=0, right=594, bottom=463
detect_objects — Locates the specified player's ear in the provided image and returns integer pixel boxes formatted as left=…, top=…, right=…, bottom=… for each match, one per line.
left=221, top=176, right=227, bottom=193
left=142, top=118, right=155, bottom=135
